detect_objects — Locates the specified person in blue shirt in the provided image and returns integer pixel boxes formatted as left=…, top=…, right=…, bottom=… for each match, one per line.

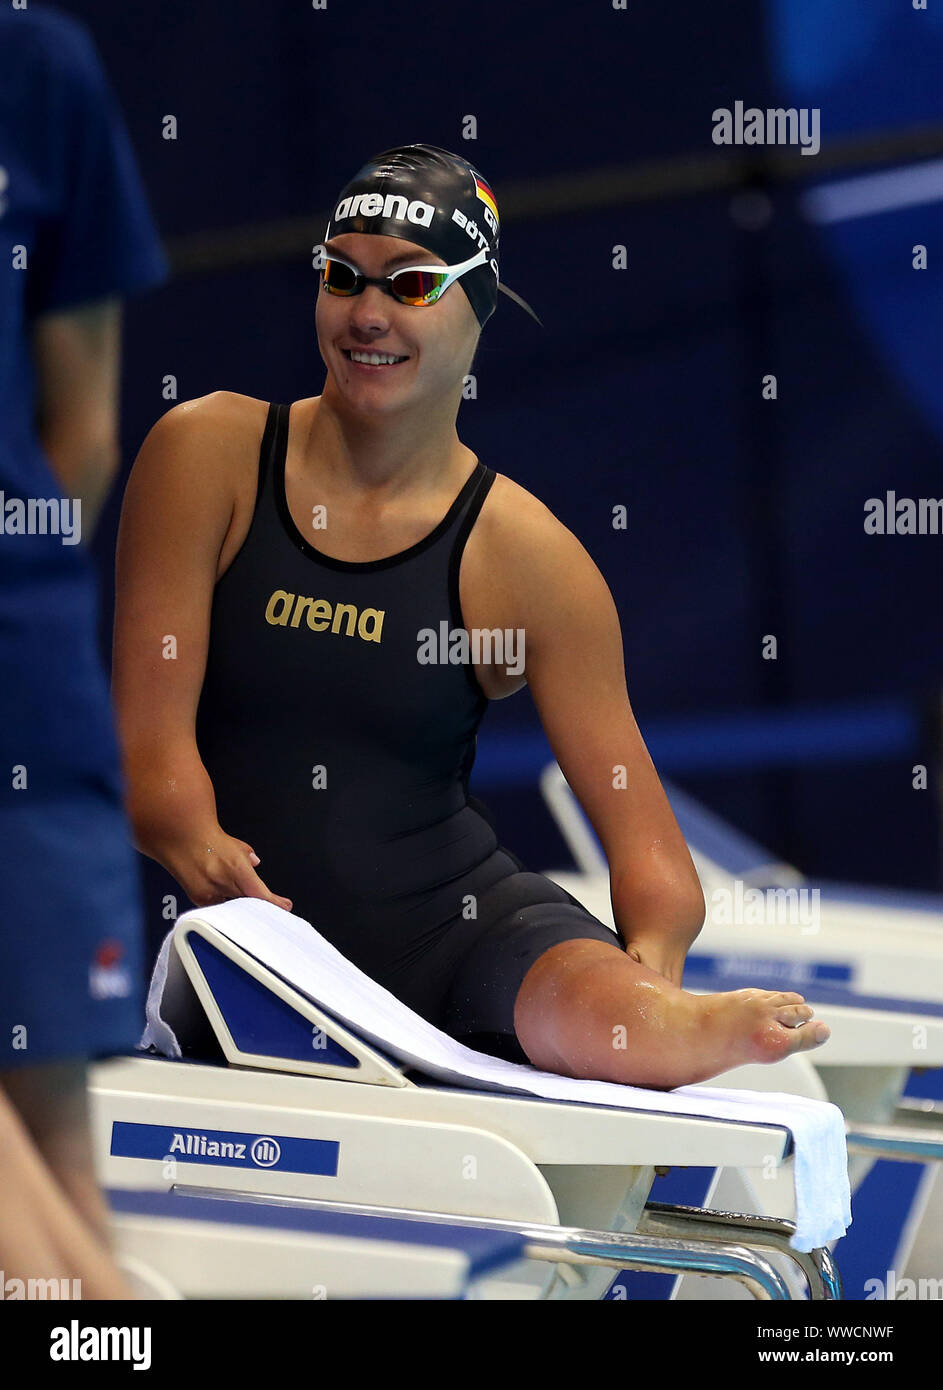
left=0, top=6, right=166, bottom=1297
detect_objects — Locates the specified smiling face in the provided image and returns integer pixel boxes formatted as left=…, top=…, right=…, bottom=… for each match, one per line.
left=315, top=233, right=480, bottom=414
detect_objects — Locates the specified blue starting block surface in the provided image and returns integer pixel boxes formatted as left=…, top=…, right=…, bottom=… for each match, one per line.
left=682, top=958, right=943, bottom=1017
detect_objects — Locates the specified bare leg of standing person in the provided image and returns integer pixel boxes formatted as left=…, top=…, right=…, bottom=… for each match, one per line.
left=0, top=1065, right=136, bottom=1300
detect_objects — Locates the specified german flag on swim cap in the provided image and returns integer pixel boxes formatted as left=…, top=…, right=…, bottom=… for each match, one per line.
left=474, top=174, right=499, bottom=232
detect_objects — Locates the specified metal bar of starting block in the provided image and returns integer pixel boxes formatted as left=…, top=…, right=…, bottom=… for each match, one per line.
left=174, top=1184, right=792, bottom=1300
left=894, top=1099, right=943, bottom=1128
left=846, top=1122, right=943, bottom=1164
left=637, top=1200, right=842, bottom=1300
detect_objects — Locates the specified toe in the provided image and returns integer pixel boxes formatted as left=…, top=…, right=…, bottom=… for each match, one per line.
left=792, top=1020, right=830, bottom=1050
left=775, top=1004, right=814, bottom=1025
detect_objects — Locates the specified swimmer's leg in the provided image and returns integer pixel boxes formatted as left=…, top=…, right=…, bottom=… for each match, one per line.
left=513, top=939, right=830, bottom=1090
left=0, top=1062, right=136, bottom=1298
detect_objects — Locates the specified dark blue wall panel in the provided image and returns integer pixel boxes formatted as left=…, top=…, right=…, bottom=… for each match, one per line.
left=44, top=0, right=942, bottom=893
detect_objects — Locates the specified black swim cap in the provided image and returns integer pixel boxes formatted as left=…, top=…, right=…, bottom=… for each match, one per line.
left=325, top=144, right=540, bottom=329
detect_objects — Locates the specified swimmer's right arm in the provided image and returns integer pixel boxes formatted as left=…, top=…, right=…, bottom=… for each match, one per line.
left=112, top=392, right=293, bottom=912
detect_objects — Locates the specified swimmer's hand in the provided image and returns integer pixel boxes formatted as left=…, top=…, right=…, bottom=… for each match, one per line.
left=152, top=823, right=293, bottom=913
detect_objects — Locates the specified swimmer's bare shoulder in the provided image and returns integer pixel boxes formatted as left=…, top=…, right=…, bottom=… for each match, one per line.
left=464, top=469, right=619, bottom=676
left=124, top=389, right=269, bottom=583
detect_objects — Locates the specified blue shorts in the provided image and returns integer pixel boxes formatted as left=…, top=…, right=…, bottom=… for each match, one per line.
left=0, top=782, right=145, bottom=1071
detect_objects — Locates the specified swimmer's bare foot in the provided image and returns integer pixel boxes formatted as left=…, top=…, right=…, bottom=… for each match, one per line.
left=693, top=988, right=830, bottom=1077
left=513, top=939, right=831, bottom=1090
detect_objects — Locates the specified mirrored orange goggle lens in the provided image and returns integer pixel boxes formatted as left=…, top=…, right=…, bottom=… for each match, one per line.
left=322, top=259, right=448, bottom=305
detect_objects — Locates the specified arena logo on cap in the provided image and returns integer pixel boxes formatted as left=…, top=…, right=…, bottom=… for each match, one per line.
left=333, top=192, right=435, bottom=228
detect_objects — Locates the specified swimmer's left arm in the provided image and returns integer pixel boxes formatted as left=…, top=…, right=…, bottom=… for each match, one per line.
left=498, top=486, right=705, bottom=984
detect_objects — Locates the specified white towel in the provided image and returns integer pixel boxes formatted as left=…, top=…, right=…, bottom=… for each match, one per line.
left=140, top=897, right=851, bottom=1253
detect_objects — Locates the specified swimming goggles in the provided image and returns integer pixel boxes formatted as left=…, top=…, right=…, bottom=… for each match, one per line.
left=313, top=242, right=493, bottom=307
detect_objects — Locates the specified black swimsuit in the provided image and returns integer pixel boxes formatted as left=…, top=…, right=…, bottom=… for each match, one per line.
left=193, top=401, right=624, bottom=1064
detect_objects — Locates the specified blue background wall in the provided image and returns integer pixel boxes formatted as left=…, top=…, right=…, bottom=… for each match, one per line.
left=47, top=0, right=943, bottom=930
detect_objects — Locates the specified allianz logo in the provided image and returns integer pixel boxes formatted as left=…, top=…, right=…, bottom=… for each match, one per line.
left=168, top=1131, right=281, bottom=1166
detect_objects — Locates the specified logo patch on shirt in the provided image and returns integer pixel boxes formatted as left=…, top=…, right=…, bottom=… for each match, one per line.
left=89, top=940, right=133, bottom=1000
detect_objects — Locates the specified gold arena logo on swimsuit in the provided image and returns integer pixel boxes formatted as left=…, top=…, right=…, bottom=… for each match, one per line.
left=265, top=589, right=385, bottom=643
